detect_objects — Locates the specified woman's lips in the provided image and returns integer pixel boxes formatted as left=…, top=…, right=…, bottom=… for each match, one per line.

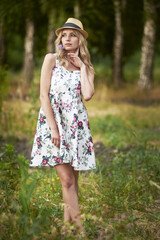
left=65, top=43, right=72, bottom=46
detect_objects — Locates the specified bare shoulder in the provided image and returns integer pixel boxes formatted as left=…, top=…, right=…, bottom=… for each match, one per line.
left=43, top=53, right=56, bottom=67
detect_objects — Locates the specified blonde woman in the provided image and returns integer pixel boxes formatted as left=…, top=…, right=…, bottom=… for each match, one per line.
left=30, top=18, right=96, bottom=234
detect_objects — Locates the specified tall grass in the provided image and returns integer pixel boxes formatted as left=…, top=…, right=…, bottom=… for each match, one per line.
left=1, top=108, right=160, bottom=239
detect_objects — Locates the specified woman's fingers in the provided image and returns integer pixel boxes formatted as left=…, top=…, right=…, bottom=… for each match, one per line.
left=52, top=137, right=60, bottom=148
left=67, top=53, right=77, bottom=58
left=67, top=53, right=82, bottom=68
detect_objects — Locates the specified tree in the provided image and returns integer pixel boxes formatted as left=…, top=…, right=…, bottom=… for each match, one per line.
left=0, top=0, right=8, bottom=66
left=138, top=0, right=157, bottom=89
left=23, top=18, right=34, bottom=86
left=0, top=22, right=6, bottom=65
left=112, top=0, right=126, bottom=88
left=74, top=0, right=81, bottom=18
left=47, top=9, right=56, bottom=53
left=23, top=0, right=37, bottom=86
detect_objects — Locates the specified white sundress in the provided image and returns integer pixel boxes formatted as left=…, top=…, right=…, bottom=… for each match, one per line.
left=29, top=58, right=96, bottom=171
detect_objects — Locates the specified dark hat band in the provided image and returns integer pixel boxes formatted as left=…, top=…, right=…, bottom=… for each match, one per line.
left=62, top=22, right=81, bottom=30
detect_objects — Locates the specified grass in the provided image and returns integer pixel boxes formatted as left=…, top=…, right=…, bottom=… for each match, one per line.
left=1, top=68, right=160, bottom=239
left=0, top=141, right=160, bottom=239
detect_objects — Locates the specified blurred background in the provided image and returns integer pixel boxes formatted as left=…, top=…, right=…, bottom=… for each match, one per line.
left=1, top=1, right=160, bottom=239
left=0, top=0, right=160, bottom=154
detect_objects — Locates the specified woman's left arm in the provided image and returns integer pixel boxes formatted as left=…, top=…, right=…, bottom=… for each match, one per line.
left=80, top=63, right=95, bottom=101
left=68, top=51, right=95, bottom=101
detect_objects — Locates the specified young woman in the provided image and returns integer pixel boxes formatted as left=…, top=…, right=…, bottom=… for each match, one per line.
left=30, top=18, right=96, bottom=234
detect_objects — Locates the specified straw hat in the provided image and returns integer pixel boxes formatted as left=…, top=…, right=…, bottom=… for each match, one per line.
left=56, top=18, right=88, bottom=39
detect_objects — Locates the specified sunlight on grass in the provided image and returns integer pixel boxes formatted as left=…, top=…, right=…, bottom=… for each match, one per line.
left=1, top=143, right=160, bottom=239
left=1, top=81, right=160, bottom=239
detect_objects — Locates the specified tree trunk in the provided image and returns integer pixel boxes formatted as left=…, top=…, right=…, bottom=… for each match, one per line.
left=138, top=0, right=156, bottom=90
left=0, top=22, right=6, bottom=65
left=47, top=10, right=56, bottom=53
left=23, top=18, right=34, bottom=86
left=74, top=0, right=81, bottom=18
left=112, top=0, right=126, bottom=88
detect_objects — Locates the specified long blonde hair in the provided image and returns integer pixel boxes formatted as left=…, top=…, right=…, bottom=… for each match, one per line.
left=55, top=30, right=93, bottom=72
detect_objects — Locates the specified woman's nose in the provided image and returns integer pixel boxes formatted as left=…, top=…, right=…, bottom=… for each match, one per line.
left=66, top=35, right=71, bottom=41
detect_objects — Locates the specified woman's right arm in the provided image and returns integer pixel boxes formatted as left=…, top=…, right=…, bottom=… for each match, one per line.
left=40, top=53, right=60, bottom=148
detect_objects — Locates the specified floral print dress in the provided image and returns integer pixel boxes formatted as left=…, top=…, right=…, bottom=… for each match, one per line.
left=29, top=58, right=96, bottom=171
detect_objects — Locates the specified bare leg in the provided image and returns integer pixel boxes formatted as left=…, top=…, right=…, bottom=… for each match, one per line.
left=55, top=164, right=82, bottom=229
left=64, top=169, right=79, bottom=222
left=72, top=169, right=79, bottom=196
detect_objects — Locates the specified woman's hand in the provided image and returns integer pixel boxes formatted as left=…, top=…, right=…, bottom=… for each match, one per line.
left=67, top=48, right=84, bottom=69
left=51, top=127, right=60, bottom=148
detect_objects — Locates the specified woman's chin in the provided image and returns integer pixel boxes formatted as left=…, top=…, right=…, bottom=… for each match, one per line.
left=64, top=46, right=77, bottom=52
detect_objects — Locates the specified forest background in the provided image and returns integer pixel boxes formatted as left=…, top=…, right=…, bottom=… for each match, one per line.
left=0, top=0, right=160, bottom=239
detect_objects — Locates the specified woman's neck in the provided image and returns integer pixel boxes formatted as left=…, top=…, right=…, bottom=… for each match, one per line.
left=66, top=50, right=75, bottom=53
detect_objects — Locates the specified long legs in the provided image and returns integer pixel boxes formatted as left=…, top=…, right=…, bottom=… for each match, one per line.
left=55, top=164, right=82, bottom=229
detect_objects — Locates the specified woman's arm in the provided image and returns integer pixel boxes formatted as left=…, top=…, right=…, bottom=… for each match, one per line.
left=67, top=51, right=95, bottom=101
left=80, top=63, right=95, bottom=101
left=40, top=53, right=60, bottom=148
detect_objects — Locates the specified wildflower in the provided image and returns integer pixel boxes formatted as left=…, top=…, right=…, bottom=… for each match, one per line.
left=126, top=223, right=131, bottom=229
left=115, top=196, right=118, bottom=199
left=121, top=213, right=127, bottom=219
left=58, top=44, right=64, bottom=50
left=44, top=179, right=47, bottom=182
left=50, top=187, right=53, bottom=190
left=56, top=177, right=60, bottom=180
left=52, top=178, right=55, bottom=182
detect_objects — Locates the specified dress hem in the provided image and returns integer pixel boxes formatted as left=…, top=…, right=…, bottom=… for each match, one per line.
left=29, top=162, right=96, bottom=171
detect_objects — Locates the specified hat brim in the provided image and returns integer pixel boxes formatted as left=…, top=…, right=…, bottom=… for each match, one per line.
left=56, top=27, right=88, bottom=39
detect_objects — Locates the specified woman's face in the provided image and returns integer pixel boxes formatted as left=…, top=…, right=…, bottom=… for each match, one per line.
left=61, top=29, right=79, bottom=51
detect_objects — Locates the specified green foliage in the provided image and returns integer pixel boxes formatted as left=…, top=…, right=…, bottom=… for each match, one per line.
left=123, top=51, right=140, bottom=83
left=1, top=90, right=160, bottom=238
left=0, top=145, right=49, bottom=240
left=90, top=106, right=160, bottom=149
left=0, top=66, right=8, bottom=114
left=0, top=144, right=20, bottom=213
left=90, top=114, right=136, bottom=148
left=0, top=140, right=160, bottom=239
left=7, top=34, right=24, bottom=70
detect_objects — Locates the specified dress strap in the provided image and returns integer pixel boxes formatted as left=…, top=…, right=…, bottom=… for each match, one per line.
left=52, top=55, right=59, bottom=70
left=55, top=56, right=59, bottom=66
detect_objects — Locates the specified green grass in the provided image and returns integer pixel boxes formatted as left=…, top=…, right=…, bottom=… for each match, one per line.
left=1, top=99, right=160, bottom=239
left=89, top=106, right=160, bottom=149
left=0, top=140, right=160, bottom=239
left=1, top=70, right=160, bottom=239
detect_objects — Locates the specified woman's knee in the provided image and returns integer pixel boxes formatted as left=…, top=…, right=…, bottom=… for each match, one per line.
left=61, top=175, right=75, bottom=189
